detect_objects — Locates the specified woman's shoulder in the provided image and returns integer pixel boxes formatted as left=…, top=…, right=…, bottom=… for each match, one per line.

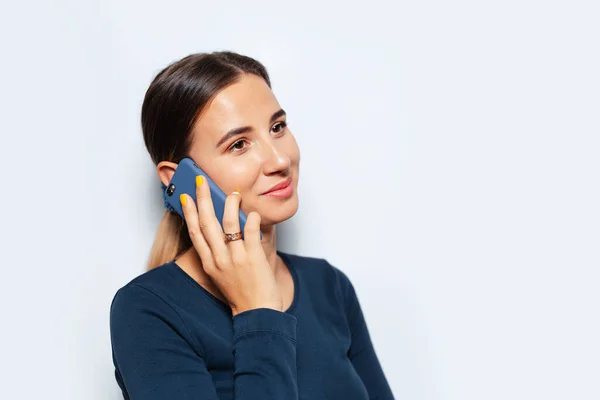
left=280, top=250, right=332, bottom=274
left=108, top=262, right=203, bottom=353
left=279, top=250, right=354, bottom=294
left=109, top=261, right=184, bottom=319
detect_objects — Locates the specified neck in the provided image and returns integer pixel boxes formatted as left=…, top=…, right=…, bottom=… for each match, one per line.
left=259, top=223, right=279, bottom=274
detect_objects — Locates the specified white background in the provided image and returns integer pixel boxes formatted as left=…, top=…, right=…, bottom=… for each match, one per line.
left=1, top=1, right=598, bottom=399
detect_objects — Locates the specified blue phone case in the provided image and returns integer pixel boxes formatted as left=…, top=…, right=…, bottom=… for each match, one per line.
left=164, top=158, right=260, bottom=240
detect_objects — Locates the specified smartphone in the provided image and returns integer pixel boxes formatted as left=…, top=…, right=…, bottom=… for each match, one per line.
left=164, top=157, right=261, bottom=240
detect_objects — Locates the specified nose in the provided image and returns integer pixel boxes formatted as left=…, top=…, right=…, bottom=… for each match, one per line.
left=260, top=138, right=290, bottom=175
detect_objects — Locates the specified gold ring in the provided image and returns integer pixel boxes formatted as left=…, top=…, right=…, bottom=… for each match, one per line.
left=224, top=232, right=243, bottom=243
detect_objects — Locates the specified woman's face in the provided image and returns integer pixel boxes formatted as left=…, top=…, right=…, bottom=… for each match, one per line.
left=187, top=73, right=300, bottom=226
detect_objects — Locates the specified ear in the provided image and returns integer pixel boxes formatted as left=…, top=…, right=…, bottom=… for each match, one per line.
left=156, top=161, right=179, bottom=187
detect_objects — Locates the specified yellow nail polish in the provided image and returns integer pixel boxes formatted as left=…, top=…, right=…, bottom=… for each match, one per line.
left=180, top=194, right=187, bottom=205
left=196, top=175, right=204, bottom=187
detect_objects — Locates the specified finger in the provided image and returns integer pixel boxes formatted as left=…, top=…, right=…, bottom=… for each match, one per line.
left=195, top=175, right=230, bottom=262
left=222, top=191, right=245, bottom=255
left=179, top=193, right=216, bottom=272
left=244, top=211, right=263, bottom=254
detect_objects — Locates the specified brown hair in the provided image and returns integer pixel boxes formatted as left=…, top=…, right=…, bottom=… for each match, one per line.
left=141, top=51, right=271, bottom=270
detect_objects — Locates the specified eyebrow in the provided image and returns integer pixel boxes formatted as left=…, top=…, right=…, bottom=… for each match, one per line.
left=216, top=109, right=287, bottom=148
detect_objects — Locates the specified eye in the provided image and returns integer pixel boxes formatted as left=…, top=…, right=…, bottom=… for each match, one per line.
left=271, top=121, right=287, bottom=135
left=228, top=139, right=249, bottom=153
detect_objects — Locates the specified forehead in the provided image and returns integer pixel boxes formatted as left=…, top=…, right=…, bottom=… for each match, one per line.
left=192, top=73, right=280, bottom=139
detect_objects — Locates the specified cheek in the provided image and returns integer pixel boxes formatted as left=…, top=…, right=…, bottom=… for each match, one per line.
left=224, top=161, right=261, bottom=193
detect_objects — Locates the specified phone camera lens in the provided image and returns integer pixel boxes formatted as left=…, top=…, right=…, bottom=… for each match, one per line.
left=166, top=184, right=175, bottom=196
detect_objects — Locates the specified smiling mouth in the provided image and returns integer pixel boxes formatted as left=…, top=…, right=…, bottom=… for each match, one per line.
left=261, top=177, right=292, bottom=195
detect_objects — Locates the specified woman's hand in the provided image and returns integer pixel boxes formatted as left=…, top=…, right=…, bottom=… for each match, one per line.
left=180, top=175, right=283, bottom=316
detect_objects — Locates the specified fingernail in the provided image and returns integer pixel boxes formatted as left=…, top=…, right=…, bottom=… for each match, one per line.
left=196, top=176, right=204, bottom=187
left=180, top=194, right=187, bottom=205
left=231, top=191, right=240, bottom=196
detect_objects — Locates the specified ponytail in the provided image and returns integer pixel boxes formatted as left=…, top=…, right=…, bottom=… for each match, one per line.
left=146, top=211, right=192, bottom=270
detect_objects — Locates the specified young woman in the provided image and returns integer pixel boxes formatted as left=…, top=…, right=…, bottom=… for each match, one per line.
left=109, top=51, right=394, bottom=399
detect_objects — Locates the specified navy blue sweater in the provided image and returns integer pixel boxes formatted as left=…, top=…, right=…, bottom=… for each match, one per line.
left=110, top=250, right=394, bottom=399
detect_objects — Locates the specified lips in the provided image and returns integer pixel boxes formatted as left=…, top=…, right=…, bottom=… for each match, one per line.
left=261, top=177, right=292, bottom=195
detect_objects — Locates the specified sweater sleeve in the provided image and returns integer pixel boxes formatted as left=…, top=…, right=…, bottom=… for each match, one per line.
left=331, top=263, right=395, bottom=400
left=110, top=283, right=298, bottom=400
left=232, top=308, right=298, bottom=399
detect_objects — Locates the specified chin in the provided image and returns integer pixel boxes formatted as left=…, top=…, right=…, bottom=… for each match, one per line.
left=256, top=194, right=299, bottom=226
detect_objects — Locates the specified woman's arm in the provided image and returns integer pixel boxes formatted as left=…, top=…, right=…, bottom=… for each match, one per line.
left=332, top=263, right=396, bottom=399
left=110, top=284, right=298, bottom=399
